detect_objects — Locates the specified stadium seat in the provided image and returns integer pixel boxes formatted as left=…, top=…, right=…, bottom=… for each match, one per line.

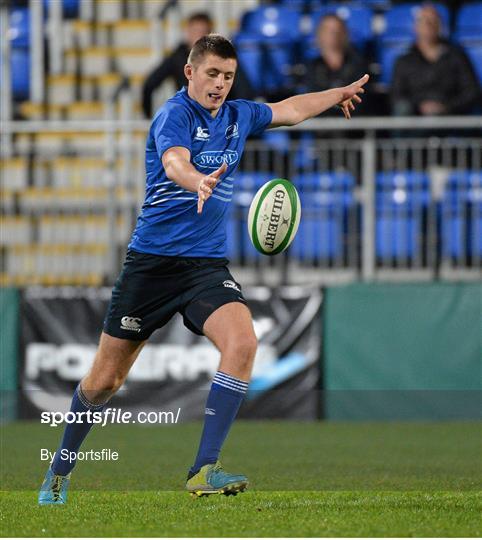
left=9, top=8, right=30, bottom=47
left=378, top=40, right=411, bottom=85
left=291, top=190, right=353, bottom=261
left=8, top=8, right=31, bottom=100
left=291, top=172, right=355, bottom=261
left=233, top=34, right=264, bottom=92
left=235, top=6, right=301, bottom=92
left=455, top=2, right=482, bottom=44
left=382, top=3, right=449, bottom=42
left=240, top=6, right=301, bottom=41
left=304, top=5, right=373, bottom=57
left=294, top=171, right=355, bottom=193
left=43, top=0, right=80, bottom=18
left=228, top=172, right=272, bottom=261
left=234, top=33, right=297, bottom=93
left=441, top=170, right=482, bottom=260
left=279, top=0, right=324, bottom=11
left=261, top=130, right=291, bottom=153
left=376, top=172, right=430, bottom=260
left=235, top=172, right=271, bottom=192
left=376, top=202, right=422, bottom=260
left=376, top=171, right=430, bottom=208
left=10, top=47, right=30, bottom=100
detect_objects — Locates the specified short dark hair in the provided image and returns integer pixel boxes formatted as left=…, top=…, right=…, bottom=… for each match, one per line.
left=187, top=34, right=238, bottom=66
left=187, top=12, right=213, bottom=29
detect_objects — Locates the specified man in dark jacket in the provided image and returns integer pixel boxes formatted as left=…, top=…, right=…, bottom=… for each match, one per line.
left=142, top=12, right=256, bottom=118
left=390, top=5, right=480, bottom=116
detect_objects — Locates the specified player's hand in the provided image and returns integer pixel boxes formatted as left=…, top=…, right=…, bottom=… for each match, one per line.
left=337, top=74, right=369, bottom=120
left=197, top=161, right=227, bottom=214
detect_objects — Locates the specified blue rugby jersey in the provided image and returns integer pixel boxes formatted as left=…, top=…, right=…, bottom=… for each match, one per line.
left=128, top=87, right=272, bottom=257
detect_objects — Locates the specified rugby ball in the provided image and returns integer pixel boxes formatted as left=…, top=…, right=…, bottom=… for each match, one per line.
left=248, top=178, right=301, bottom=255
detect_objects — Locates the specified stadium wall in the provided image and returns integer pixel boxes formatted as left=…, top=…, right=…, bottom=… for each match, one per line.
left=323, top=282, right=482, bottom=420
left=0, top=288, right=19, bottom=422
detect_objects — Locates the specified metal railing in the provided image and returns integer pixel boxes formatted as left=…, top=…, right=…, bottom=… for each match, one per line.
left=1, top=116, right=481, bottom=286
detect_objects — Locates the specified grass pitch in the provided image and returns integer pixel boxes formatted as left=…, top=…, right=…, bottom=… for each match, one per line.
left=1, top=421, right=481, bottom=537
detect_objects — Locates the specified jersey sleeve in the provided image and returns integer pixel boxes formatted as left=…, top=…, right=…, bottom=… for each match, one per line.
left=152, top=103, right=192, bottom=158
left=238, top=100, right=273, bottom=136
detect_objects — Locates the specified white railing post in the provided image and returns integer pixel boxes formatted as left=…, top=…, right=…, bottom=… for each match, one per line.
left=361, top=131, right=376, bottom=281
left=80, top=0, right=94, bottom=20
left=29, top=0, right=44, bottom=103
left=0, top=1, right=13, bottom=157
left=48, top=0, right=63, bottom=75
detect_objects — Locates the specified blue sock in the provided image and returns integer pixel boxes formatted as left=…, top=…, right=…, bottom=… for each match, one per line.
left=190, top=371, right=248, bottom=475
left=50, top=384, right=106, bottom=476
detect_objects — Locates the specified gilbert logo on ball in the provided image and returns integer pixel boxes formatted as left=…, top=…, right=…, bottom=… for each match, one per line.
left=248, top=179, right=301, bottom=255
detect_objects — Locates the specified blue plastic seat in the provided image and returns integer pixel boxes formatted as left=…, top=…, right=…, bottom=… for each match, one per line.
left=229, top=172, right=273, bottom=261
left=9, top=8, right=30, bottom=47
left=11, top=47, right=30, bottom=100
left=234, top=33, right=295, bottom=93
left=234, top=172, right=271, bottom=192
left=309, top=5, right=373, bottom=50
left=240, top=6, right=301, bottom=41
left=455, top=2, right=482, bottom=44
left=441, top=170, right=482, bottom=259
left=261, top=130, right=291, bottom=153
left=234, top=34, right=264, bottom=92
left=43, top=0, right=80, bottom=18
left=291, top=190, right=354, bottom=260
left=377, top=171, right=429, bottom=188
left=236, top=6, right=301, bottom=92
left=382, top=3, right=449, bottom=42
left=376, top=203, right=421, bottom=259
left=376, top=172, right=429, bottom=260
left=293, top=171, right=355, bottom=194
left=291, top=173, right=355, bottom=261
left=378, top=40, right=411, bottom=85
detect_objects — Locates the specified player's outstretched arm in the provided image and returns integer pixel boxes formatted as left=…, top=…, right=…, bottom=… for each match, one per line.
left=162, top=146, right=227, bottom=214
left=267, top=74, right=369, bottom=127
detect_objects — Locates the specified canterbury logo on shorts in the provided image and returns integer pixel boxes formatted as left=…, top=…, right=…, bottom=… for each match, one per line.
left=121, top=316, right=142, bottom=332
left=222, top=280, right=240, bottom=292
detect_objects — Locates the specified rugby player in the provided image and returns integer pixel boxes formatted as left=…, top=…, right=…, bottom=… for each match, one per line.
left=39, top=34, right=368, bottom=503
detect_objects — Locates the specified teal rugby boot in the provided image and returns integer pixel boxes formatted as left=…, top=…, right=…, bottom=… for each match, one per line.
left=38, top=468, right=71, bottom=505
left=186, top=461, right=248, bottom=497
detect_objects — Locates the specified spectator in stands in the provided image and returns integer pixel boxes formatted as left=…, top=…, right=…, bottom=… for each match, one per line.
left=390, top=5, right=480, bottom=116
left=305, top=14, right=369, bottom=115
left=142, top=12, right=256, bottom=118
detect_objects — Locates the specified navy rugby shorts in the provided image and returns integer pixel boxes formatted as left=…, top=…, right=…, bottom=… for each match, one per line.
left=103, top=249, right=246, bottom=340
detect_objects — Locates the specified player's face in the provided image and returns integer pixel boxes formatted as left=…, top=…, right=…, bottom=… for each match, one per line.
left=185, top=54, right=237, bottom=116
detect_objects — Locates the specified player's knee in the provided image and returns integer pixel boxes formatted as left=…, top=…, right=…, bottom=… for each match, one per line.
left=227, top=334, right=257, bottom=365
left=105, top=371, right=127, bottom=395
left=86, top=371, right=126, bottom=400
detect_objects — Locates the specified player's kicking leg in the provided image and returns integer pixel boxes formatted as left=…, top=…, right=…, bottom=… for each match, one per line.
left=186, top=302, right=257, bottom=497
left=38, top=332, right=145, bottom=504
